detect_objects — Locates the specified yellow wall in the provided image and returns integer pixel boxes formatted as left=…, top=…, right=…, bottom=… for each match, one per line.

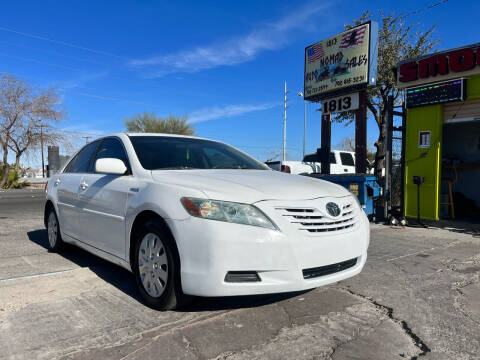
left=404, top=105, right=443, bottom=220
left=404, top=74, right=480, bottom=220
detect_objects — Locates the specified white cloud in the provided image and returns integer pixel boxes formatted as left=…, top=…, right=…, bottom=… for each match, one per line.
left=130, top=2, right=331, bottom=76
left=189, top=102, right=278, bottom=123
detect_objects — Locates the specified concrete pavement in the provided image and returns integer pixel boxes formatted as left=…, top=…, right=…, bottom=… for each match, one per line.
left=0, top=190, right=479, bottom=359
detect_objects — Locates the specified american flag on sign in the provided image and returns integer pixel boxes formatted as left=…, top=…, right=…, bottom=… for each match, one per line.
left=307, top=43, right=324, bottom=63
left=339, top=26, right=367, bottom=48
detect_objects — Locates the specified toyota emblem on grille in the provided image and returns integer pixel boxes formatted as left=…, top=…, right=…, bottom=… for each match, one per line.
left=326, top=202, right=341, bottom=217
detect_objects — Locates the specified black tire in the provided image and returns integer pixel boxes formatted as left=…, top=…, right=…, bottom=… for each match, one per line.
left=46, top=208, right=64, bottom=252
left=132, top=220, right=187, bottom=310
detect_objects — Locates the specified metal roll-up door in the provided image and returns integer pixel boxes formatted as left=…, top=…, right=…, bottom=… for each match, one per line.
left=444, top=98, right=480, bottom=123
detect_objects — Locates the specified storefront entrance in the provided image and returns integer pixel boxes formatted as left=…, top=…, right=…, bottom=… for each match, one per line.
left=399, top=44, right=480, bottom=222
left=441, top=99, right=480, bottom=220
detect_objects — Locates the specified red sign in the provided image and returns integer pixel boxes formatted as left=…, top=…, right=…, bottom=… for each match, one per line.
left=397, top=44, right=480, bottom=88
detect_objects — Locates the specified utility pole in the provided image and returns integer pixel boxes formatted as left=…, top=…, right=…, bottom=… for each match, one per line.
left=297, top=91, right=307, bottom=159
left=40, top=124, right=45, bottom=178
left=283, top=81, right=288, bottom=162
left=82, top=136, right=91, bottom=144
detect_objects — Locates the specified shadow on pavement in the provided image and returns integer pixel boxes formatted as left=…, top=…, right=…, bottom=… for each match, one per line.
left=27, top=228, right=307, bottom=312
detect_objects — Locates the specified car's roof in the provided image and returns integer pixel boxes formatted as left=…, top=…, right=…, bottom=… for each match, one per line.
left=108, top=132, right=212, bottom=141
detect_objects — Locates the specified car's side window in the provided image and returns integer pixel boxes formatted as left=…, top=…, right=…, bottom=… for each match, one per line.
left=340, top=152, right=355, bottom=166
left=63, top=154, right=78, bottom=173
left=94, top=138, right=129, bottom=171
left=329, top=152, right=337, bottom=164
left=70, top=141, right=100, bottom=174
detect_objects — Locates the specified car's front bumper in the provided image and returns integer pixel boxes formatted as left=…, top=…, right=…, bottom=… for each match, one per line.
left=167, top=197, right=369, bottom=297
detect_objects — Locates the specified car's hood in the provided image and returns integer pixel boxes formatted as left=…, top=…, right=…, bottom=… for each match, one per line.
left=151, top=169, right=349, bottom=203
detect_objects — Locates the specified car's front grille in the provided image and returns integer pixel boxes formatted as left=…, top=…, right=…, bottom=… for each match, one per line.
left=302, top=258, right=358, bottom=279
left=276, top=202, right=357, bottom=234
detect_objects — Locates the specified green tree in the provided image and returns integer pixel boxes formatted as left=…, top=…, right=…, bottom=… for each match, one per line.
left=124, top=112, right=194, bottom=136
left=335, top=11, right=438, bottom=178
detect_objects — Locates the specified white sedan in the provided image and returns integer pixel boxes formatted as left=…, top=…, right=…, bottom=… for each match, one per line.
left=45, top=133, right=369, bottom=310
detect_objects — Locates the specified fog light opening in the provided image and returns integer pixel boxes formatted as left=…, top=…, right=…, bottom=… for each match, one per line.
left=224, top=271, right=261, bottom=283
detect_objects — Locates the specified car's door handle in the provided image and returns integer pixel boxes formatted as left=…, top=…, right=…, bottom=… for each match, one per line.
left=80, top=182, right=89, bottom=190
left=54, top=179, right=61, bottom=186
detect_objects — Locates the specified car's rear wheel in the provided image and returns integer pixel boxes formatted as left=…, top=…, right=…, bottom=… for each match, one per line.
left=46, top=209, right=64, bottom=252
left=132, top=221, right=185, bottom=310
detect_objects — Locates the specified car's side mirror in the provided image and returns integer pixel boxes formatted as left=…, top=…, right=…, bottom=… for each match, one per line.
left=95, top=158, right=127, bottom=175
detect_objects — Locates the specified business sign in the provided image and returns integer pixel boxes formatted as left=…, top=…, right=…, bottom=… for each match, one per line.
left=398, top=44, right=480, bottom=89
left=406, top=78, right=466, bottom=108
left=321, top=92, right=359, bottom=115
left=304, top=21, right=378, bottom=101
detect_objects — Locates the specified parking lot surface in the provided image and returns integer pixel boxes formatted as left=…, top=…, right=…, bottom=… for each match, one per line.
left=0, top=190, right=479, bottom=359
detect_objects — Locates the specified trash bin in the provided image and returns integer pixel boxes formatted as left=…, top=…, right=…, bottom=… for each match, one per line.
left=306, top=173, right=381, bottom=217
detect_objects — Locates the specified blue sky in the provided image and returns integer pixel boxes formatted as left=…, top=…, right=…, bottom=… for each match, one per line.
left=1, top=0, right=478, bottom=165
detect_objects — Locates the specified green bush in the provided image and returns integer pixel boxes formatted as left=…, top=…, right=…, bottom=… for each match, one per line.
left=0, top=168, right=29, bottom=189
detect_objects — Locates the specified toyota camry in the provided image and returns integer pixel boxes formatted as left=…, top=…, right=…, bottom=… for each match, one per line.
left=45, top=133, right=369, bottom=310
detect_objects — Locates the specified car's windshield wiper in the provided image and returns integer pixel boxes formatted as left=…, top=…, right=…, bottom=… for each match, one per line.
left=157, top=166, right=199, bottom=170
left=212, top=165, right=252, bottom=169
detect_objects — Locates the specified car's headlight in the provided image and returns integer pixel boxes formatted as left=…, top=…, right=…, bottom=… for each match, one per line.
left=350, top=192, right=363, bottom=210
left=181, top=197, right=278, bottom=230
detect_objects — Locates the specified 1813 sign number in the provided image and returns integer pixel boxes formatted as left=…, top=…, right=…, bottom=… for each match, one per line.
left=322, top=93, right=359, bottom=115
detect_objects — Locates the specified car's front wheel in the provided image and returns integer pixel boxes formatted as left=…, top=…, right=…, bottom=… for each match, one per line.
left=46, top=208, right=64, bottom=252
left=132, top=221, right=185, bottom=310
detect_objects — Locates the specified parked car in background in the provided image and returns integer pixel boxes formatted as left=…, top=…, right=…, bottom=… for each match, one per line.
left=45, top=133, right=369, bottom=310
left=265, top=150, right=356, bottom=175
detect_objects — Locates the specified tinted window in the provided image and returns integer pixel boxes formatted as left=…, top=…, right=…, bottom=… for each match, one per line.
left=63, top=154, right=78, bottom=173
left=303, top=154, right=316, bottom=162
left=340, top=152, right=355, bottom=166
left=70, top=141, right=100, bottom=173
left=95, top=138, right=129, bottom=166
left=303, top=153, right=336, bottom=164
left=329, top=152, right=336, bottom=164
left=129, top=136, right=267, bottom=170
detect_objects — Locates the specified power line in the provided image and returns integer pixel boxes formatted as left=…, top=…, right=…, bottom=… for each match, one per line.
left=68, top=91, right=163, bottom=108
left=0, top=70, right=163, bottom=109
left=0, top=26, right=132, bottom=61
left=398, top=0, right=450, bottom=19
left=0, top=40, right=111, bottom=67
left=0, top=52, right=89, bottom=72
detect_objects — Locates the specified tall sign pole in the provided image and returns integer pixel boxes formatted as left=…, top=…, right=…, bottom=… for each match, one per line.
left=320, top=114, right=331, bottom=174
left=283, top=81, right=287, bottom=161
left=355, top=90, right=367, bottom=173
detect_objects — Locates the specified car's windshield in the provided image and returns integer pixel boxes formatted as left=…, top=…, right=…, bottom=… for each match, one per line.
left=129, top=136, right=269, bottom=171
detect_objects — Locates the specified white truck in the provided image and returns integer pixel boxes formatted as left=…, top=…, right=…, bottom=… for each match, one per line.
left=265, top=150, right=356, bottom=175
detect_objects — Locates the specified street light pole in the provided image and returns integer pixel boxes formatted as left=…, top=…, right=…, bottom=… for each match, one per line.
left=283, top=81, right=287, bottom=162
left=297, top=91, right=306, bottom=159
left=40, top=124, right=45, bottom=178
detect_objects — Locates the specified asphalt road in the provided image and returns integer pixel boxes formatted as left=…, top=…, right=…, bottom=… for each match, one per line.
left=0, top=191, right=479, bottom=360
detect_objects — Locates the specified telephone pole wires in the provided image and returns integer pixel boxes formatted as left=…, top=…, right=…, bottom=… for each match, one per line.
left=82, top=136, right=91, bottom=144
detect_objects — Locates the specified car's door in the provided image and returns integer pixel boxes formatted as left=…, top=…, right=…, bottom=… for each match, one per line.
left=77, top=137, right=133, bottom=259
left=56, top=141, right=100, bottom=239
